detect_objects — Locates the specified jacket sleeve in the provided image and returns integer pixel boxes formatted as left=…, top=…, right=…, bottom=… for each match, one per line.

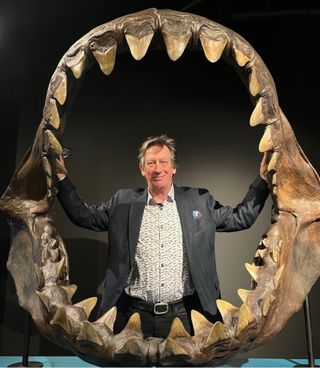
left=208, top=176, right=269, bottom=232
left=56, top=177, right=115, bottom=231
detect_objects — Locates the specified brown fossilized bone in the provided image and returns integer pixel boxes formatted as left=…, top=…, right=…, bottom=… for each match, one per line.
left=1, top=8, right=320, bottom=367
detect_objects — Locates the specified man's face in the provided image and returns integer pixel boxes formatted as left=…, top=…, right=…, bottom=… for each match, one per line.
left=140, top=144, right=176, bottom=192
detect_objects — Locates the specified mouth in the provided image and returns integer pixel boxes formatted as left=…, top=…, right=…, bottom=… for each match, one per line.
left=1, top=7, right=320, bottom=367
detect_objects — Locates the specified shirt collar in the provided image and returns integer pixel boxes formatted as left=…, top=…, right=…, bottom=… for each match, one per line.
left=147, top=184, right=175, bottom=205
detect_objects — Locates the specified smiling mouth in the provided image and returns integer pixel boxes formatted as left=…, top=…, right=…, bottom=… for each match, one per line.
left=1, top=7, right=320, bottom=368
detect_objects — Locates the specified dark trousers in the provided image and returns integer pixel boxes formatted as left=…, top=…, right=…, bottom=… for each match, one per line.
left=114, top=292, right=222, bottom=338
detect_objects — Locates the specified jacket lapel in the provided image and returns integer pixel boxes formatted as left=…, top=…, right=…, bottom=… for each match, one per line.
left=128, top=189, right=147, bottom=268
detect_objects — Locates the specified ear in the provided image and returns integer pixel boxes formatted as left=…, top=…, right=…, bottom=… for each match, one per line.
left=140, top=164, right=146, bottom=177
left=173, top=166, right=177, bottom=175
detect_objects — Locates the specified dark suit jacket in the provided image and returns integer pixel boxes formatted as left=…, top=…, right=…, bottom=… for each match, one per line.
left=56, top=176, right=269, bottom=316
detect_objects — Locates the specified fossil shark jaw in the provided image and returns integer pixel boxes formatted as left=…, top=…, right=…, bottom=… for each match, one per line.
left=1, top=8, right=320, bottom=367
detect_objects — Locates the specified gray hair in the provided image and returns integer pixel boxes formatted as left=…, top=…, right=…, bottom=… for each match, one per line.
left=138, top=135, right=176, bottom=167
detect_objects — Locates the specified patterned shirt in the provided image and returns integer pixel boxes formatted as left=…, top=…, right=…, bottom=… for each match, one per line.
left=125, top=185, right=195, bottom=302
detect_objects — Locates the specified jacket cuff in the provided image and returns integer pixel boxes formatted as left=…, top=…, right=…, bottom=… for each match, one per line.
left=56, top=176, right=74, bottom=193
left=250, top=175, right=269, bottom=190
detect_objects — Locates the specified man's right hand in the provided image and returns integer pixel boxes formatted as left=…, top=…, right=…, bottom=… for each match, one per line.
left=56, top=155, right=67, bottom=181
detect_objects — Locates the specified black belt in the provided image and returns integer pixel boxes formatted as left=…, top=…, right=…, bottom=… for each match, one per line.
left=128, top=295, right=188, bottom=315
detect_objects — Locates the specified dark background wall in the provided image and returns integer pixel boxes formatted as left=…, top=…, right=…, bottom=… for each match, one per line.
left=0, top=0, right=319, bottom=360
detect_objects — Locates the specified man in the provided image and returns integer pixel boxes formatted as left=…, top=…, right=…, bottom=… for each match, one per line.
left=56, top=135, right=269, bottom=338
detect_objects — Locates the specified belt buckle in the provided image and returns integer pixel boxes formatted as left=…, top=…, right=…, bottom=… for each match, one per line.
left=154, top=302, right=169, bottom=315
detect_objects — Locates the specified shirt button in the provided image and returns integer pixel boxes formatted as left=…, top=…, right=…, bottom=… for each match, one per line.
left=161, top=244, right=164, bottom=248
left=161, top=263, right=164, bottom=267
left=161, top=283, right=164, bottom=287
left=161, top=225, right=163, bottom=229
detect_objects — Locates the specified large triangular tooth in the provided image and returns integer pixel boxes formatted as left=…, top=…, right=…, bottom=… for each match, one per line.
left=262, top=292, right=276, bottom=317
left=204, top=321, right=230, bottom=348
left=74, top=297, right=97, bottom=319
left=55, top=158, right=67, bottom=176
left=125, top=33, right=154, bottom=60
left=234, top=49, right=250, bottom=67
left=65, top=49, right=86, bottom=79
left=191, top=309, right=213, bottom=335
left=250, top=99, right=264, bottom=127
left=48, top=98, right=60, bottom=129
left=53, top=72, right=67, bottom=106
left=34, top=263, right=45, bottom=288
left=116, top=337, right=144, bottom=355
left=78, top=320, right=103, bottom=346
left=249, top=68, right=261, bottom=96
left=216, top=299, right=239, bottom=325
left=163, top=337, right=189, bottom=358
left=162, top=31, right=191, bottom=61
left=259, top=127, right=274, bottom=153
left=115, top=337, right=147, bottom=366
left=237, top=288, right=250, bottom=303
left=245, top=263, right=259, bottom=282
left=236, top=303, right=255, bottom=335
left=168, top=317, right=190, bottom=338
left=121, top=312, right=142, bottom=335
left=45, top=130, right=63, bottom=155
left=268, top=152, right=279, bottom=172
left=60, top=284, right=77, bottom=304
left=50, top=306, right=72, bottom=334
left=36, top=290, right=50, bottom=312
left=274, top=265, right=284, bottom=288
left=92, top=42, right=117, bottom=76
left=96, top=306, right=117, bottom=332
left=199, top=34, right=227, bottom=63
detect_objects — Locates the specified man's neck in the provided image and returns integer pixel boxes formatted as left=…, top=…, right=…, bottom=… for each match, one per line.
left=149, top=184, right=173, bottom=204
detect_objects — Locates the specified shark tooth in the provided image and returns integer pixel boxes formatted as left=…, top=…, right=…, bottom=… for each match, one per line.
left=45, top=130, right=63, bottom=155
left=36, top=290, right=50, bottom=312
left=234, top=49, right=250, bottom=67
left=65, top=48, right=86, bottom=79
left=259, top=127, right=273, bottom=153
left=168, top=317, right=190, bottom=338
left=250, top=99, right=264, bottom=127
left=216, top=299, right=239, bottom=325
left=271, top=249, right=280, bottom=263
left=42, top=157, right=52, bottom=178
left=48, top=98, right=60, bottom=129
left=200, top=34, right=227, bottom=63
left=55, top=158, right=67, bottom=176
left=204, top=321, right=230, bottom=348
left=249, top=68, right=261, bottom=97
left=272, top=173, right=277, bottom=185
left=255, top=248, right=268, bottom=259
left=121, top=312, right=142, bottom=335
left=50, top=306, right=72, bottom=334
left=53, top=72, right=67, bottom=106
left=274, top=265, right=284, bottom=288
left=74, top=297, right=97, bottom=319
left=78, top=320, right=103, bottom=346
left=92, top=42, right=117, bottom=76
left=237, top=288, right=250, bottom=303
left=262, top=292, right=276, bottom=317
left=60, top=284, right=77, bottom=304
left=191, top=309, right=213, bottom=335
left=125, top=33, right=154, bottom=60
left=245, top=263, right=259, bottom=282
left=96, top=306, right=117, bottom=332
left=162, top=31, right=191, bottom=61
left=115, top=337, right=147, bottom=365
left=163, top=337, right=189, bottom=358
left=236, top=303, right=255, bottom=335
left=268, top=152, right=279, bottom=172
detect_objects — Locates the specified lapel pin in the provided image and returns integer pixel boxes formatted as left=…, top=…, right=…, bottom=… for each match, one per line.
left=192, top=210, right=201, bottom=220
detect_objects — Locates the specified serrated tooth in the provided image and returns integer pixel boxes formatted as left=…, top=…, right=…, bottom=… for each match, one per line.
left=162, top=31, right=191, bottom=61
left=255, top=248, right=268, bottom=259
left=55, top=158, right=67, bottom=176
left=191, top=309, right=213, bottom=335
left=96, top=306, right=117, bottom=332
left=200, top=34, right=227, bottom=63
left=78, top=320, right=103, bottom=346
left=245, top=263, right=259, bottom=282
left=274, top=265, right=284, bottom=288
left=262, top=292, right=276, bottom=317
left=259, top=127, right=273, bottom=152
left=65, top=49, right=86, bottom=79
left=163, top=338, right=189, bottom=357
left=204, top=321, right=229, bottom=348
left=45, top=130, right=63, bottom=155
left=234, top=49, right=250, bottom=67
left=74, top=297, right=97, bottom=319
left=272, top=173, right=277, bottom=185
left=216, top=299, right=239, bottom=325
left=250, top=99, right=264, bottom=127
left=36, top=290, right=50, bottom=312
left=121, top=312, right=142, bottom=335
left=125, top=33, right=154, bottom=60
left=60, top=284, right=77, bottom=304
left=271, top=249, right=279, bottom=263
left=92, top=42, right=117, bottom=76
left=115, top=337, right=147, bottom=365
left=50, top=306, right=72, bottom=334
left=268, top=152, right=278, bottom=172
left=168, top=317, right=190, bottom=338
left=237, top=288, right=250, bottom=303
left=53, top=72, right=67, bottom=106
left=42, top=157, right=52, bottom=177
left=236, top=303, right=255, bottom=335
left=249, top=68, right=261, bottom=96
left=48, top=98, right=60, bottom=129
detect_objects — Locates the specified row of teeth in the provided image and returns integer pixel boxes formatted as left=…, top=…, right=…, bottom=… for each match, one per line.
left=37, top=9, right=284, bottom=365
